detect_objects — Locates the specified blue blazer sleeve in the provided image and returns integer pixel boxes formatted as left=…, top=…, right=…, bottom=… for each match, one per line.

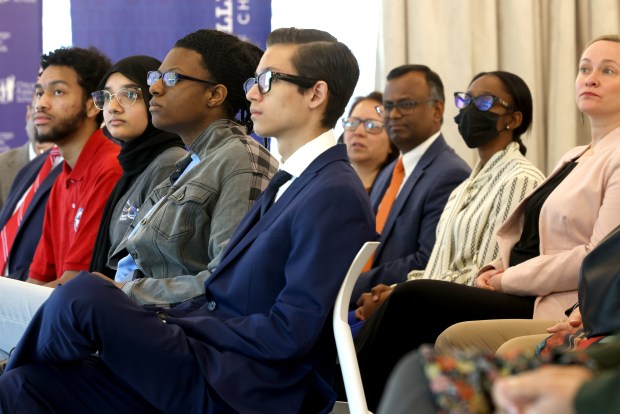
left=169, top=178, right=376, bottom=359
left=351, top=136, right=471, bottom=303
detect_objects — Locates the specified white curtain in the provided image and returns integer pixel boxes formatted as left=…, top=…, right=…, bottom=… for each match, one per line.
left=377, top=0, right=620, bottom=173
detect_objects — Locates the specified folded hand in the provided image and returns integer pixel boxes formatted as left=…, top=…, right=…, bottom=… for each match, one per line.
left=475, top=268, right=504, bottom=291
left=354, top=284, right=394, bottom=321
left=547, top=306, right=582, bottom=333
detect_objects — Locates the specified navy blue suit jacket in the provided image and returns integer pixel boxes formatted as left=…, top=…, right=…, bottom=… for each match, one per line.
left=0, top=150, right=61, bottom=281
left=165, top=145, right=376, bottom=413
left=351, top=134, right=470, bottom=303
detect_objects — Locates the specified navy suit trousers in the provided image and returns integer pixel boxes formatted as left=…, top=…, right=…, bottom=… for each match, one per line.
left=0, top=274, right=227, bottom=414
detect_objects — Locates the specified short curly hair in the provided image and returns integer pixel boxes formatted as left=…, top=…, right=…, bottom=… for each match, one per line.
left=175, top=29, right=263, bottom=134
left=40, top=46, right=112, bottom=125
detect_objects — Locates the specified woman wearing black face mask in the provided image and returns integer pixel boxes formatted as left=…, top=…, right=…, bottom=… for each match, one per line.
left=454, top=72, right=528, bottom=157
left=408, top=72, right=546, bottom=283
left=353, top=71, right=545, bottom=409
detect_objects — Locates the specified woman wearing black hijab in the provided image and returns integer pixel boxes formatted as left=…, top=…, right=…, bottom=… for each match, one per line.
left=89, top=55, right=186, bottom=277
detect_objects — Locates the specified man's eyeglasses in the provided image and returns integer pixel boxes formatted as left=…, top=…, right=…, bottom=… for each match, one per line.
left=91, top=88, right=141, bottom=110
left=146, top=71, right=218, bottom=87
left=341, top=117, right=385, bottom=134
left=454, top=92, right=513, bottom=111
left=243, top=70, right=318, bottom=94
left=375, top=99, right=435, bottom=117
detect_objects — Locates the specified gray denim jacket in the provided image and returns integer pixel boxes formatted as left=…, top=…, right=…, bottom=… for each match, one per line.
left=106, top=146, right=188, bottom=269
left=113, top=120, right=278, bottom=306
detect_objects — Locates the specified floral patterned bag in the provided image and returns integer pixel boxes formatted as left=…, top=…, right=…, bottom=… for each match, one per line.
left=419, top=343, right=595, bottom=414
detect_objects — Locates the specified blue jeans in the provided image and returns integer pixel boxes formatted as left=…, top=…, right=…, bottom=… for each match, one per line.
left=0, top=277, right=52, bottom=357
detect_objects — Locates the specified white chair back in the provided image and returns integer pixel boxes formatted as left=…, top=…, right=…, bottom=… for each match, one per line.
left=332, top=241, right=379, bottom=414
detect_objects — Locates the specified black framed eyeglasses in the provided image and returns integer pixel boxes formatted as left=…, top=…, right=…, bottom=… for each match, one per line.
left=147, top=70, right=218, bottom=87
left=91, top=88, right=141, bottom=110
left=341, top=117, right=385, bottom=134
left=454, top=92, right=513, bottom=111
left=243, top=70, right=318, bottom=94
left=375, top=99, right=436, bottom=117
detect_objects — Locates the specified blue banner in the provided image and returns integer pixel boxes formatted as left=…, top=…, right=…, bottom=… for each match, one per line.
left=70, top=0, right=272, bottom=63
left=0, top=0, right=42, bottom=152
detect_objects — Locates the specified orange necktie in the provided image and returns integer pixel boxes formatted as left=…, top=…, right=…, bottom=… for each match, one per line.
left=375, top=157, right=405, bottom=233
left=363, top=157, right=405, bottom=272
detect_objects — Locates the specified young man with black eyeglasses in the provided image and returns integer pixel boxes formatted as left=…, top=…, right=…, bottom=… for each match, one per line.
left=0, top=28, right=375, bottom=414
left=105, top=29, right=277, bottom=303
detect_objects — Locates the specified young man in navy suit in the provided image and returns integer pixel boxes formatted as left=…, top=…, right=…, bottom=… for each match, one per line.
left=0, top=28, right=375, bottom=414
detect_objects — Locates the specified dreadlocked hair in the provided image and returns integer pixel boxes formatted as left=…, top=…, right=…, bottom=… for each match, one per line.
left=175, top=29, right=264, bottom=134
left=41, top=46, right=112, bottom=125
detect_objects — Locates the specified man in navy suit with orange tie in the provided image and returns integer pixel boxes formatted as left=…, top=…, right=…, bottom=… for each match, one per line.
left=0, top=28, right=375, bottom=414
left=351, top=65, right=470, bottom=305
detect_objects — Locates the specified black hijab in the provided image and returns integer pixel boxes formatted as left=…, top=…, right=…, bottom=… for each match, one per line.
left=89, top=55, right=185, bottom=277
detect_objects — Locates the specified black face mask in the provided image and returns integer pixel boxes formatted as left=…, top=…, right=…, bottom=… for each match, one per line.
left=454, top=105, right=501, bottom=148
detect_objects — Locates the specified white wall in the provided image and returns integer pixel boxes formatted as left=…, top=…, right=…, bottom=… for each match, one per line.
left=42, top=0, right=72, bottom=53
left=271, top=0, right=380, bottom=138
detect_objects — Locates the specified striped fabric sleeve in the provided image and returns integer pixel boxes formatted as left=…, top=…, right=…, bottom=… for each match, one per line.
left=407, top=164, right=544, bottom=286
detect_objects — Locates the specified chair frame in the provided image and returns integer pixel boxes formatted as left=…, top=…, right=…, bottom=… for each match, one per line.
left=332, top=241, right=379, bottom=414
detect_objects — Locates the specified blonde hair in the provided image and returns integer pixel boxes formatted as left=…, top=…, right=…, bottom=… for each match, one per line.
left=587, top=34, right=620, bottom=47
